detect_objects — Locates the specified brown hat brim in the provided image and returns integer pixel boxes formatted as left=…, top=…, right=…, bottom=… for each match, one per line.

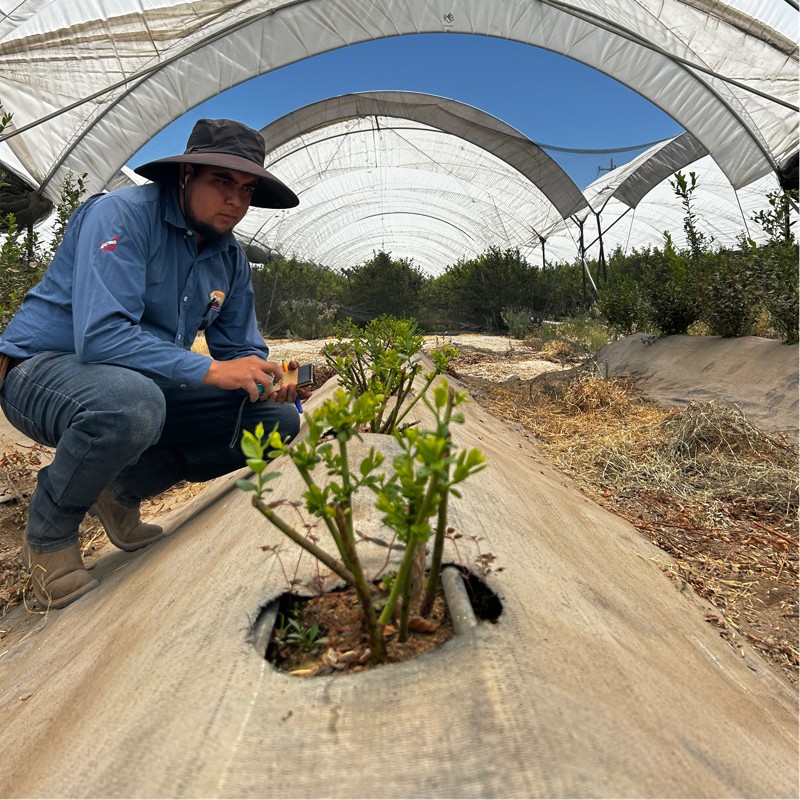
left=133, top=152, right=298, bottom=209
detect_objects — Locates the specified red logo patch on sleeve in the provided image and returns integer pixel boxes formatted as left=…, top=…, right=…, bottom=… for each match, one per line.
left=99, top=236, right=119, bottom=251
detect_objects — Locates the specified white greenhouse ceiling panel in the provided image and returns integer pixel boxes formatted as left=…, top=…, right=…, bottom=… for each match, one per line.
left=0, top=0, right=795, bottom=271
left=0, top=0, right=795, bottom=199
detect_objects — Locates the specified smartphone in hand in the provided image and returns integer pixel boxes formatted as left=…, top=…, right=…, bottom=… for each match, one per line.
left=283, top=363, right=314, bottom=389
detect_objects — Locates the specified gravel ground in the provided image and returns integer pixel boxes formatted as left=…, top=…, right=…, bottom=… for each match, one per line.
left=268, top=333, right=567, bottom=384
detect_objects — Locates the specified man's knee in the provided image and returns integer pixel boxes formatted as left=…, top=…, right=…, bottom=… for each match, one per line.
left=90, top=370, right=166, bottom=450
left=249, top=402, right=301, bottom=443
left=273, top=402, right=301, bottom=441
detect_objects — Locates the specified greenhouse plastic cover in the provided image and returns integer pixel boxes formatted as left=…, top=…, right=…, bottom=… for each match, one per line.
left=528, top=155, right=785, bottom=268
left=235, top=97, right=786, bottom=273
left=0, top=0, right=797, bottom=272
left=232, top=92, right=587, bottom=274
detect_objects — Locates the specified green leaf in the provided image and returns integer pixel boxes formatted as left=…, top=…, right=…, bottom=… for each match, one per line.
left=246, top=458, right=267, bottom=474
left=240, top=430, right=263, bottom=460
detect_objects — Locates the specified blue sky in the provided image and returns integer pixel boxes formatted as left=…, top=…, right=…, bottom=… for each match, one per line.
left=129, top=33, right=685, bottom=190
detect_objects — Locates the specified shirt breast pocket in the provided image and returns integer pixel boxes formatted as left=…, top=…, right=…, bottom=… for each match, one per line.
left=197, top=287, right=227, bottom=331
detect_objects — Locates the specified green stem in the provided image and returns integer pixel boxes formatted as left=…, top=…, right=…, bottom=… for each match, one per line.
left=338, top=436, right=352, bottom=498
left=382, top=370, right=416, bottom=432
left=334, top=435, right=366, bottom=574
left=381, top=466, right=446, bottom=625
left=419, top=485, right=449, bottom=617
left=294, top=462, right=347, bottom=561
left=356, top=351, right=371, bottom=394
left=419, top=389, right=454, bottom=616
left=377, top=466, right=440, bottom=627
left=378, top=537, right=419, bottom=626
left=392, top=372, right=436, bottom=430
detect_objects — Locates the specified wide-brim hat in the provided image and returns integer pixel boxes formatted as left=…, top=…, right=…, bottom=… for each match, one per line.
left=133, top=118, right=298, bottom=209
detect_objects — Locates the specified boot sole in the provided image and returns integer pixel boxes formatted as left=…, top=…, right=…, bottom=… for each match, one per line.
left=37, top=577, right=99, bottom=609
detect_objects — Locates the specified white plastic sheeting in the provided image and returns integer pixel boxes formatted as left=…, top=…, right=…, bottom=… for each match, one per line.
left=0, top=0, right=796, bottom=273
left=587, top=132, right=710, bottom=211
left=531, top=153, right=785, bottom=266
left=231, top=92, right=584, bottom=275
left=244, top=101, right=785, bottom=273
left=20, top=109, right=786, bottom=273
left=258, top=92, right=589, bottom=219
left=0, top=0, right=796, bottom=201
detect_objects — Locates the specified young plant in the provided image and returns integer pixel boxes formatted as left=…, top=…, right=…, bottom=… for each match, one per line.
left=237, top=383, right=485, bottom=663
left=373, top=382, right=486, bottom=637
left=669, top=170, right=712, bottom=260
left=274, top=608, right=329, bottom=652
left=239, top=389, right=388, bottom=661
left=751, top=188, right=797, bottom=245
left=322, top=316, right=458, bottom=433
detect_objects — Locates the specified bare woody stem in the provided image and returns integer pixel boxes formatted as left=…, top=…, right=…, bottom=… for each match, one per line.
left=335, top=505, right=385, bottom=663
left=335, top=437, right=385, bottom=663
left=252, top=496, right=356, bottom=586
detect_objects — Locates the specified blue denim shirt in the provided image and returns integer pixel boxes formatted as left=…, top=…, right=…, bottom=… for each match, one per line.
left=0, top=182, right=268, bottom=386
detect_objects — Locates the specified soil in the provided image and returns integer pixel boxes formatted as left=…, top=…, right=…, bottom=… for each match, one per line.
left=1, top=333, right=797, bottom=686
left=264, top=565, right=503, bottom=677
left=266, top=583, right=454, bottom=677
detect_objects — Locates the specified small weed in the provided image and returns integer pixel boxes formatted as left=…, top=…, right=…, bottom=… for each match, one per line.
left=274, top=608, right=329, bottom=652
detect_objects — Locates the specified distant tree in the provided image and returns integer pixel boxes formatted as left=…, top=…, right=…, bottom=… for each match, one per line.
left=536, top=260, right=588, bottom=320
left=426, top=247, right=535, bottom=331
left=250, top=257, right=346, bottom=336
left=749, top=189, right=799, bottom=343
left=345, top=250, right=427, bottom=322
left=0, top=157, right=86, bottom=332
left=595, top=246, right=654, bottom=335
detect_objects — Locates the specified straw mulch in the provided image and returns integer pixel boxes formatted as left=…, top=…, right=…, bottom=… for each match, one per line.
left=459, top=359, right=799, bottom=686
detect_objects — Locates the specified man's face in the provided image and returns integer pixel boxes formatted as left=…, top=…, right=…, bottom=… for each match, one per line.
left=182, top=165, right=257, bottom=242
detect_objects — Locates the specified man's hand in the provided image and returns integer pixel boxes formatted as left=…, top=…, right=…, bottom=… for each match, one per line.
left=272, top=360, right=315, bottom=406
left=203, top=355, right=294, bottom=402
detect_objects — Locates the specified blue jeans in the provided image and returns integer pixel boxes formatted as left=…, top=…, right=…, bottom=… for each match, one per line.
left=0, top=352, right=300, bottom=552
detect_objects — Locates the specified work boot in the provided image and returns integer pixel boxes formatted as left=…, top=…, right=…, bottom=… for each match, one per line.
left=22, top=540, right=99, bottom=609
left=89, top=489, right=165, bottom=552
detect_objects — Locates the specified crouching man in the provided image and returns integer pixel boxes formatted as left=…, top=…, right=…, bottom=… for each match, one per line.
left=0, top=118, right=307, bottom=608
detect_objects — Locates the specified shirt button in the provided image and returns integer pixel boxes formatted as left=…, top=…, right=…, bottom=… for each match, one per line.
left=183, top=296, right=188, bottom=302
left=180, top=383, right=187, bottom=389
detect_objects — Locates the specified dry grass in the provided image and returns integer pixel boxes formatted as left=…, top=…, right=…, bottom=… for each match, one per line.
left=474, top=368, right=799, bottom=684
left=538, top=338, right=585, bottom=363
